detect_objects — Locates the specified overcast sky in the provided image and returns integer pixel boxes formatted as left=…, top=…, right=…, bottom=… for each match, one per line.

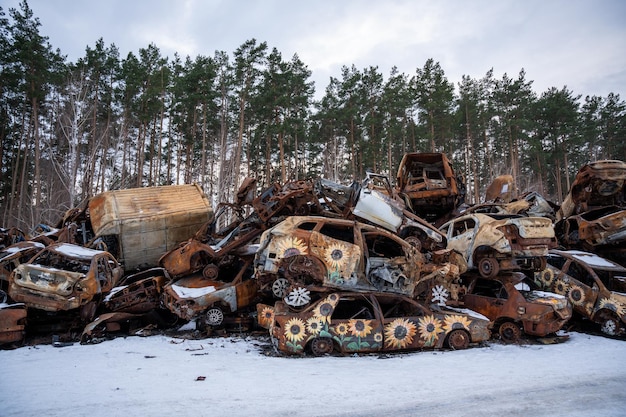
left=4, top=0, right=626, bottom=101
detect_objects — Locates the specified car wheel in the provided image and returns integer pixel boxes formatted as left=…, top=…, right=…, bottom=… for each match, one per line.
left=204, top=307, right=224, bottom=326
left=284, top=286, right=311, bottom=307
left=532, top=257, right=547, bottom=271
left=272, top=278, right=289, bottom=298
left=499, top=321, right=522, bottom=343
left=202, top=264, right=219, bottom=280
left=478, top=257, right=499, bottom=278
left=404, top=235, right=422, bottom=252
left=600, top=314, right=621, bottom=336
left=446, top=329, right=470, bottom=350
left=310, top=337, right=334, bottom=356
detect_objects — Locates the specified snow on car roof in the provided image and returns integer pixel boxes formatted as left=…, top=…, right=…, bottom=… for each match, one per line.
left=566, top=250, right=626, bottom=270
left=0, top=242, right=44, bottom=257
left=443, top=306, right=490, bottom=322
left=170, top=283, right=217, bottom=299
left=50, top=243, right=104, bottom=259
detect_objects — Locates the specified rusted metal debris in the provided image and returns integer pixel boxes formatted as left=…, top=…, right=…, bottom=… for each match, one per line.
left=396, top=152, right=466, bottom=223
left=0, top=302, right=27, bottom=345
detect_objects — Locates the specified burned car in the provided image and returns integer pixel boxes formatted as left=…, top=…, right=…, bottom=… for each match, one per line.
left=261, top=291, right=490, bottom=356
left=533, top=249, right=626, bottom=336
left=8, top=243, right=124, bottom=320
left=162, top=253, right=258, bottom=331
left=0, top=241, right=45, bottom=291
left=254, top=216, right=430, bottom=307
left=439, top=213, right=557, bottom=278
left=395, top=152, right=465, bottom=222
left=555, top=206, right=626, bottom=249
left=459, top=273, right=571, bottom=343
left=0, top=300, right=27, bottom=346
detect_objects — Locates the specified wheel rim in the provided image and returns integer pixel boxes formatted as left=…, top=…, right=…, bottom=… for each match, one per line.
left=205, top=307, right=224, bottom=326
left=310, top=337, right=333, bottom=356
left=478, top=257, right=499, bottom=278
left=284, top=286, right=311, bottom=307
left=601, top=318, right=618, bottom=336
left=447, top=329, right=469, bottom=350
left=272, top=278, right=289, bottom=298
left=202, top=264, right=219, bottom=280
left=499, top=322, right=521, bottom=343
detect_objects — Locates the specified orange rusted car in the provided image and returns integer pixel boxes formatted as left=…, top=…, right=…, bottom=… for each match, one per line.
left=460, top=272, right=571, bottom=343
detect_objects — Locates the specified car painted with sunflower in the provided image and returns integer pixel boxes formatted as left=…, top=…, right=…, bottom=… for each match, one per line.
left=459, top=272, right=571, bottom=343
left=258, top=292, right=491, bottom=356
left=253, top=216, right=429, bottom=308
left=533, top=249, right=626, bottom=336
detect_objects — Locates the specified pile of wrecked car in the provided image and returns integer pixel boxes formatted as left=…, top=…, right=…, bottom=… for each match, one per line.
left=1, top=154, right=626, bottom=356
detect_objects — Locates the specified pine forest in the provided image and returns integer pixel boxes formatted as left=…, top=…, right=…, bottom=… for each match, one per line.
left=1, top=2, right=625, bottom=232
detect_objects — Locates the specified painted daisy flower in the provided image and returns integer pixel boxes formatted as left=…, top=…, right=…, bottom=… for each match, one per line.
left=284, top=318, right=307, bottom=343
left=348, top=319, right=373, bottom=338
left=443, top=314, right=471, bottom=333
left=275, top=236, right=308, bottom=258
left=384, top=318, right=417, bottom=349
left=418, top=315, right=443, bottom=340
left=306, top=317, right=324, bottom=335
left=567, top=284, right=586, bottom=306
left=333, top=322, right=350, bottom=336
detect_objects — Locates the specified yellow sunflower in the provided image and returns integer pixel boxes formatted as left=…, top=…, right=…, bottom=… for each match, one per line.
left=259, top=306, right=274, bottom=328
left=313, top=300, right=335, bottom=323
left=599, top=297, right=626, bottom=317
left=374, top=332, right=383, bottom=343
left=284, top=317, right=307, bottom=343
left=554, top=280, right=569, bottom=296
left=384, top=318, right=417, bottom=349
left=275, top=236, right=308, bottom=258
left=443, top=314, right=471, bottom=333
left=417, top=315, right=443, bottom=340
left=333, top=322, right=350, bottom=336
left=348, top=319, right=373, bottom=338
left=306, top=316, right=324, bottom=335
left=567, top=284, right=586, bottom=306
left=324, top=242, right=349, bottom=269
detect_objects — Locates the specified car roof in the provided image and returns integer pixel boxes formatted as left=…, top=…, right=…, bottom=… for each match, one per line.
left=550, top=249, right=626, bottom=272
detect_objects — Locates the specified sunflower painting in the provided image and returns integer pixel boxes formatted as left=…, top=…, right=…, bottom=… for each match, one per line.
left=274, top=236, right=308, bottom=259
left=567, top=284, right=586, bottom=306
left=384, top=318, right=417, bottom=349
left=284, top=317, right=307, bottom=352
left=417, top=315, right=443, bottom=347
left=312, top=295, right=338, bottom=324
left=344, top=319, right=375, bottom=351
left=599, top=297, right=626, bottom=318
left=331, top=322, right=353, bottom=346
left=442, top=315, right=471, bottom=333
left=258, top=306, right=275, bottom=329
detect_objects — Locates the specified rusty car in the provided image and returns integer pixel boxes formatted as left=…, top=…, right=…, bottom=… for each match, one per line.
left=395, top=152, right=465, bottom=222
left=557, top=159, right=626, bottom=220
left=253, top=216, right=434, bottom=308
left=261, top=291, right=490, bottom=356
left=555, top=206, right=626, bottom=249
left=439, top=213, right=557, bottom=278
left=162, top=252, right=259, bottom=331
left=533, top=249, right=626, bottom=336
left=8, top=243, right=124, bottom=321
left=0, top=241, right=45, bottom=291
left=459, top=272, right=571, bottom=343
left=0, top=301, right=27, bottom=346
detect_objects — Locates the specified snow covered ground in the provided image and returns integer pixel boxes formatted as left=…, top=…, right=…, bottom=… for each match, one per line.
left=1, top=330, right=625, bottom=417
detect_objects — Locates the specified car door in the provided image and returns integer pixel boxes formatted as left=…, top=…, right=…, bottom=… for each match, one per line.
left=462, top=277, right=508, bottom=322
left=445, top=216, right=478, bottom=266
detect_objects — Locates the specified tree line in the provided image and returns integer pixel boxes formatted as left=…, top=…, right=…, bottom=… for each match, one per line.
left=1, top=1, right=625, bottom=232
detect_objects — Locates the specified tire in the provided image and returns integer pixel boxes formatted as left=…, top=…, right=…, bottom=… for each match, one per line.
left=532, top=257, right=547, bottom=272
left=478, top=257, right=499, bottom=278
left=310, top=337, right=334, bottom=356
left=499, top=321, right=522, bottom=343
left=446, top=329, right=470, bottom=350
left=600, top=314, right=621, bottom=336
left=204, top=307, right=224, bottom=326
left=202, top=264, right=219, bottom=280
